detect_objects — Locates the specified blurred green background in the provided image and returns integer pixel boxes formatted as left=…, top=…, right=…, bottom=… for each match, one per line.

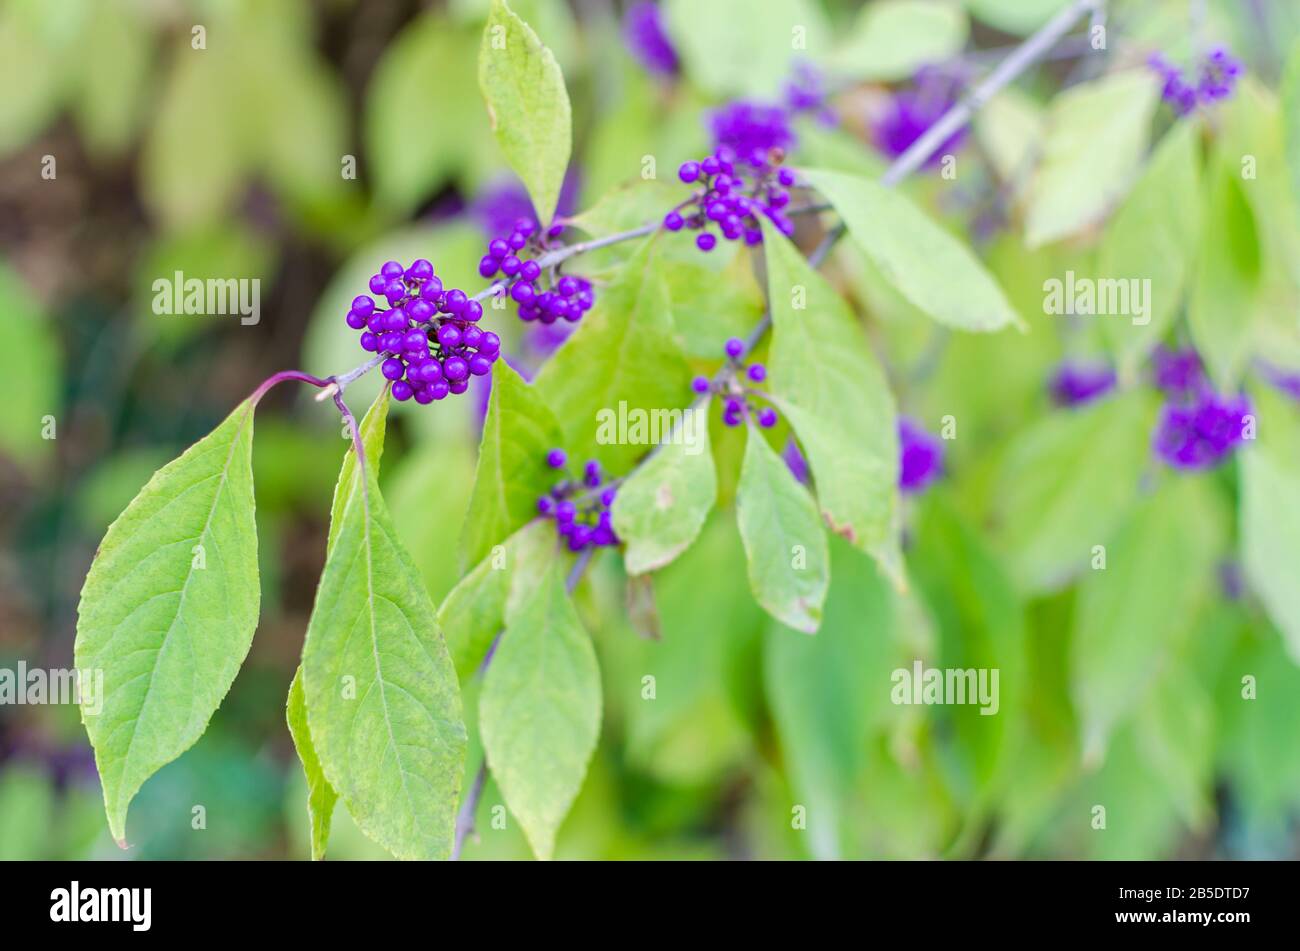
left=2, top=0, right=1300, bottom=860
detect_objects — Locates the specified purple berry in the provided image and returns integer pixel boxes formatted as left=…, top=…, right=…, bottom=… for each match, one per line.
left=380, top=260, right=404, bottom=279
left=443, top=356, right=468, bottom=381
left=696, top=233, right=717, bottom=252
left=520, top=260, right=542, bottom=282
left=758, top=407, right=778, bottom=428
left=436, top=323, right=462, bottom=348
left=416, top=360, right=443, bottom=384
left=479, top=256, right=499, bottom=278
left=479, top=332, right=501, bottom=354
left=346, top=310, right=367, bottom=330
left=382, top=358, right=405, bottom=381
left=725, top=337, right=744, bottom=359
left=678, top=161, right=700, bottom=183
left=546, top=448, right=567, bottom=469
left=404, top=329, right=429, bottom=352
left=430, top=380, right=450, bottom=400
left=508, top=231, right=528, bottom=250
left=555, top=500, right=576, bottom=523
left=444, top=289, right=467, bottom=313
left=500, top=256, right=521, bottom=277
left=748, top=363, right=766, bottom=382
left=511, top=282, right=535, bottom=303
left=664, top=211, right=684, bottom=231
left=449, top=379, right=469, bottom=395
left=360, top=332, right=379, bottom=352
left=368, top=274, right=387, bottom=295
left=691, top=375, right=711, bottom=394
left=392, top=380, right=414, bottom=401
left=537, top=496, right=554, bottom=515
left=462, top=299, right=483, bottom=322
left=406, top=259, right=434, bottom=281
left=557, top=275, right=579, bottom=297
left=468, top=354, right=493, bottom=376
left=488, top=238, right=510, bottom=259
left=408, top=299, right=434, bottom=322
left=351, top=295, right=375, bottom=318
left=414, top=387, right=434, bottom=405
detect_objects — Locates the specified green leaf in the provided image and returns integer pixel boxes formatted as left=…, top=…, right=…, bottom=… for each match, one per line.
left=0, top=263, right=60, bottom=470
left=911, top=494, right=1025, bottom=798
left=1241, top=443, right=1300, bottom=665
left=478, top=0, right=572, bottom=223
left=479, top=562, right=601, bottom=859
left=611, top=409, right=717, bottom=575
left=1024, top=70, right=1159, bottom=248
left=1098, top=121, right=1203, bottom=379
left=1188, top=148, right=1263, bottom=392
left=534, top=238, right=691, bottom=472
left=301, top=391, right=467, bottom=860
left=828, top=0, right=969, bottom=82
left=283, top=385, right=395, bottom=861
left=964, top=0, right=1069, bottom=35
left=802, top=168, right=1022, bottom=332
left=72, top=0, right=151, bottom=156
left=367, top=15, right=489, bottom=211
left=974, top=89, right=1045, bottom=185
left=760, top=222, right=900, bottom=572
left=1070, top=479, right=1220, bottom=761
left=141, top=47, right=247, bottom=229
left=75, top=400, right=260, bottom=845
left=663, top=0, right=829, bottom=98
left=763, top=536, right=898, bottom=859
left=459, top=362, right=562, bottom=571
left=438, top=519, right=554, bottom=680
left=1284, top=40, right=1300, bottom=230
left=735, top=426, right=829, bottom=633
left=994, top=390, right=1155, bottom=593
left=286, top=667, right=337, bottom=861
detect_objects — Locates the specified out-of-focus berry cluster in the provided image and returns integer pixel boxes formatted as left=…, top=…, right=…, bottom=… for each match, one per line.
left=347, top=259, right=498, bottom=403
left=536, top=450, right=621, bottom=552
left=873, top=67, right=967, bottom=165
left=692, top=337, right=779, bottom=428
left=1148, top=47, right=1243, bottom=115
left=478, top=218, right=596, bottom=325
left=1048, top=362, right=1117, bottom=408
left=664, top=151, right=798, bottom=251
left=1151, top=347, right=1251, bottom=470
left=898, top=417, right=944, bottom=493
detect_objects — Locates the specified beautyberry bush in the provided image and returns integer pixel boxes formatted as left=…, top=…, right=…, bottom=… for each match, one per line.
left=40, top=0, right=1300, bottom=863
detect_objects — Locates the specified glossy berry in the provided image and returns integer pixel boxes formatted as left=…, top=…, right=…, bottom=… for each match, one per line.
left=725, top=338, right=744, bottom=359
left=546, top=448, right=567, bottom=469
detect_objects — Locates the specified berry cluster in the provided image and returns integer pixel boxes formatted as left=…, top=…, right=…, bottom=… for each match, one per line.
left=873, top=68, right=967, bottom=164
left=478, top=218, right=596, bottom=325
left=536, top=450, right=621, bottom=552
left=708, top=100, right=795, bottom=172
left=1149, top=347, right=1251, bottom=470
left=1048, top=362, right=1117, bottom=408
left=347, top=259, right=498, bottom=403
left=898, top=417, right=944, bottom=493
left=692, top=338, right=779, bottom=428
left=1149, top=47, right=1243, bottom=115
left=664, top=152, right=797, bottom=252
